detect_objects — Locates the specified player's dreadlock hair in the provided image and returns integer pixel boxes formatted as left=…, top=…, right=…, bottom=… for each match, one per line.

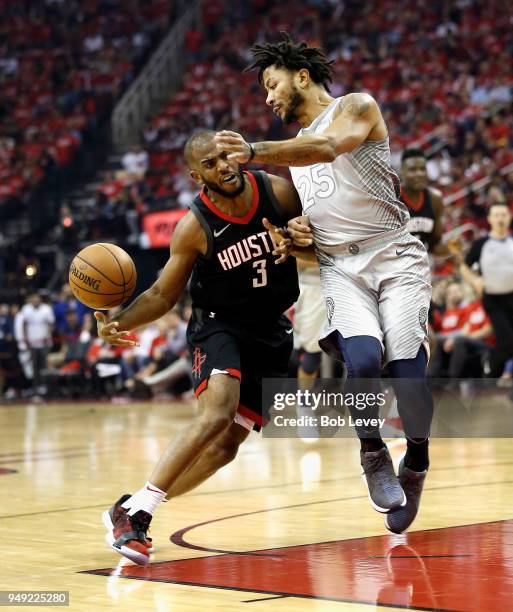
left=245, top=31, right=334, bottom=92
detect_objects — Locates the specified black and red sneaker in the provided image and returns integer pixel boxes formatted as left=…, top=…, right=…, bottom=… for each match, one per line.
left=104, top=508, right=153, bottom=566
left=102, top=494, right=154, bottom=556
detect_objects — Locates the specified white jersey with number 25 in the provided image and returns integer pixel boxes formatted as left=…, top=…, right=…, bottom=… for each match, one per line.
left=289, top=97, right=409, bottom=249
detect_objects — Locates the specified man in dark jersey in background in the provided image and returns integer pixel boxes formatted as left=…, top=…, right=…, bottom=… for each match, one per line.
left=94, top=129, right=307, bottom=566
left=400, top=148, right=452, bottom=256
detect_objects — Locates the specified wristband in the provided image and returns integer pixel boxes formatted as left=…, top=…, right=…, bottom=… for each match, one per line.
left=247, top=142, right=256, bottom=161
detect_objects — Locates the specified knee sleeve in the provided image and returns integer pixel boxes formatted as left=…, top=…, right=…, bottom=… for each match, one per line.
left=388, top=344, right=428, bottom=379
left=335, top=333, right=383, bottom=439
left=336, top=333, right=382, bottom=378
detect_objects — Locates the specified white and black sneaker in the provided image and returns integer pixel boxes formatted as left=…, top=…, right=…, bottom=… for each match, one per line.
left=385, top=458, right=427, bottom=534
left=361, top=447, right=406, bottom=513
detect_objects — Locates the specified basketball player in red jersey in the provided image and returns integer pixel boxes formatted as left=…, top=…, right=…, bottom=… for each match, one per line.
left=95, top=129, right=311, bottom=566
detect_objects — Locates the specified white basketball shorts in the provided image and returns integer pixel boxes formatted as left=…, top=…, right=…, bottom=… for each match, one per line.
left=316, top=227, right=432, bottom=364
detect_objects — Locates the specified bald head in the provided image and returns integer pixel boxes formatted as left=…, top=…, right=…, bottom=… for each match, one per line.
left=185, top=128, right=246, bottom=199
left=184, top=129, right=217, bottom=168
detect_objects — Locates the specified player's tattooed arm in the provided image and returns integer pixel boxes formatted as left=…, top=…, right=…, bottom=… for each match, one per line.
left=214, top=93, right=385, bottom=168
left=215, top=130, right=342, bottom=167
left=337, top=92, right=371, bottom=116
left=323, top=92, right=386, bottom=154
left=95, top=214, right=205, bottom=343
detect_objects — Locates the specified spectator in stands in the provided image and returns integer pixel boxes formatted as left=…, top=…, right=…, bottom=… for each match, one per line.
left=0, top=0, right=173, bottom=258
left=2, top=0, right=513, bottom=383
left=442, top=300, right=495, bottom=379
left=87, top=333, right=138, bottom=398
left=121, top=145, right=149, bottom=179
left=123, top=311, right=187, bottom=398
left=12, top=303, right=32, bottom=390
left=45, top=314, right=95, bottom=397
left=461, top=202, right=513, bottom=377
left=52, top=283, right=90, bottom=333
left=20, top=294, right=55, bottom=395
left=47, top=309, right=82, bottom=370
left=0, top=303, right=15, bottom=395
left=430, top=281, right=469, bottom=377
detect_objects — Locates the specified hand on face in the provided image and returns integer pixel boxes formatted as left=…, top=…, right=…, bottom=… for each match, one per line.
left=214, top=131, right=252, bottom=164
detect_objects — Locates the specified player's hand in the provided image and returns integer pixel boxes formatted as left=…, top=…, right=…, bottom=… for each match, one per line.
left=263, top=217, right=291, bottom=264
left=287, top=215, right=313, bottom=246
left=214, top=131, right=252, bottom=163
left=94, top=312, right=138, bottom=347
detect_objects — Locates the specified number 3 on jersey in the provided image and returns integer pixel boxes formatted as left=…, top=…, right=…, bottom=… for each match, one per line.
left=296, top=163, right=336, bottom=212
left=253, top=259, right=267, bottom=287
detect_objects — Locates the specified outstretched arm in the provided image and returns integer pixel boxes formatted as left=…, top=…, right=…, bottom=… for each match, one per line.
left=215, top=93, right=384, bottom=167
left=95, top=213, right=205, bottom=345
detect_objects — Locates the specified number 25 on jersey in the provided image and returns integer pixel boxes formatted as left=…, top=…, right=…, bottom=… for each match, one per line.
left=296, top=163, right=336, bottom=212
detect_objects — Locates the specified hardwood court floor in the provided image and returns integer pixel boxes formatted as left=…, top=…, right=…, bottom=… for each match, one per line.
left=0, top=399, right=512, bottom=611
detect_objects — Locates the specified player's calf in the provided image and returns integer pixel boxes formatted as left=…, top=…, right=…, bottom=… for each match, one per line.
left=166, top=421, right=250, bottom=499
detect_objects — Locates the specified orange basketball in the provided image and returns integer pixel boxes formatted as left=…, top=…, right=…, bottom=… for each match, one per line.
left=68, top=243, right=137, bottom=310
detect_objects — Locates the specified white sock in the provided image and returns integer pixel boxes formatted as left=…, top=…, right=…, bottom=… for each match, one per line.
left=121, top=481, right=166, bottom=516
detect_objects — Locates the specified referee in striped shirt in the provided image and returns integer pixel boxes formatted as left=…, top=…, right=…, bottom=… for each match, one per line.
left=460, top=202, right=513, bottom=376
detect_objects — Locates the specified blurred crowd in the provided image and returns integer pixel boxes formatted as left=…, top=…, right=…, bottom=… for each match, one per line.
left=1, top=0, right=513, bottom=400
left=92, top=0, right=513, bottom=242
left=1, top=0, right=511, bottom=272
left=0, top=0, right=179, bottom=224
left=1, top=274, right=511, bottom=402
left=0, top=284, right=192, bottom=401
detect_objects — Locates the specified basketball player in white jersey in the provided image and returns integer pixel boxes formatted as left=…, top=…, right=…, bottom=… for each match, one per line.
left=215, top=33, right=433, bottom=534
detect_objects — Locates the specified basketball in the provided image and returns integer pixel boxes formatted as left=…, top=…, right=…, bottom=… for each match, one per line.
left=68, top=243, right=137, bottom=310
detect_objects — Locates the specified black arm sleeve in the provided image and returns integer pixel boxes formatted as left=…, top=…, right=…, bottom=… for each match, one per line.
left=465, top=237, right=487, bottom=268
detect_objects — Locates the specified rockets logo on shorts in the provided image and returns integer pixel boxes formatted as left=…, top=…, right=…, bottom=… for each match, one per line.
left=326, top=297, right=335, bottom=325
left=191, top=347, right=207, bottom=379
